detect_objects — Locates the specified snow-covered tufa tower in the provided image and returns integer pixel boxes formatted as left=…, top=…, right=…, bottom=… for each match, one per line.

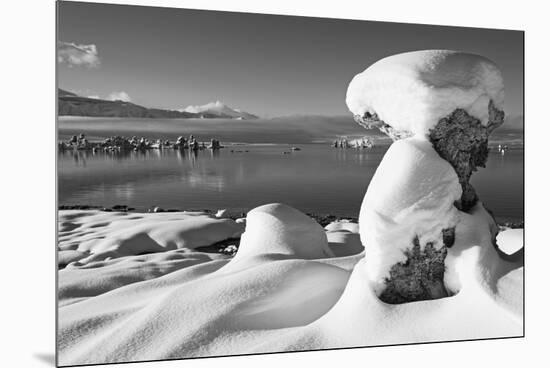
left=346, top=50, right=505, bottom=303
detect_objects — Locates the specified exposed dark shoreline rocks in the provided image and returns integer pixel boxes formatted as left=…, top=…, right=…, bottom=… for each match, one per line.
left=59, top=204, right=103, bottom=210
left=196, top=238, right=241, bottom=256
left=306, top=213, right=358, bottom=227
left=59, top=204, right=136, bottom=212
left=57, top=204, right=519, bottom=228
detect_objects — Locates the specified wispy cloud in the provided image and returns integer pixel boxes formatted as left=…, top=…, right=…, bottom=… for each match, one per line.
left=58, top=41, right=100, bottom=68
left=107, top=91, right=132, bottom=102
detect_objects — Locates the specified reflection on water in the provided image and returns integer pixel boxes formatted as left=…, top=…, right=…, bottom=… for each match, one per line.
left=114, top=183, right=135, bottom=200
left=58, top=144, right=524, bottom=221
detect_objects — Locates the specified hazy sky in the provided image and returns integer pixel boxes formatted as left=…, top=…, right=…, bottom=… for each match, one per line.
left=58, top=1, right=524, bottom=118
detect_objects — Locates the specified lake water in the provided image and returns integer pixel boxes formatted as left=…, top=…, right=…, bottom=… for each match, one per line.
left=58, top=142, right=524, bottom=222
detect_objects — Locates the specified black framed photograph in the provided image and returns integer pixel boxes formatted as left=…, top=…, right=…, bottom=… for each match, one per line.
left=55, top=1, right=524, bottom=366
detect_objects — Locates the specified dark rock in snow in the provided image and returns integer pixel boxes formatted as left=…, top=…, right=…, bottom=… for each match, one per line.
left=429, top=100, right=505, bottom=211
left=442, top=227, right=456, bottom=248
left=380, top=236, right=449, bottom=304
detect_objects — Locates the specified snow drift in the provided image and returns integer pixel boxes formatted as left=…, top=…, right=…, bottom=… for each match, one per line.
left=58, top=210, right=244, bottom=266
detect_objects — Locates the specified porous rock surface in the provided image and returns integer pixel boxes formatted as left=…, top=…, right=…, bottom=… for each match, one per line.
left=429, top=100, right=505, bottom=211
left=380, top=238, right=448, bottom=304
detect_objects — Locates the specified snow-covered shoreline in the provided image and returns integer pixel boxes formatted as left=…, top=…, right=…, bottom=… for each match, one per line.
left=57, top=204, right=522, bottom=366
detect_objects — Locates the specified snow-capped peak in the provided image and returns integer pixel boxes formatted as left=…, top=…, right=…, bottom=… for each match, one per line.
left=180, top=101, right=257, bottom=119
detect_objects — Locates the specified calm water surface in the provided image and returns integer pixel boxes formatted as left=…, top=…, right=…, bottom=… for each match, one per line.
left=58, top=143, right=524, bottom=222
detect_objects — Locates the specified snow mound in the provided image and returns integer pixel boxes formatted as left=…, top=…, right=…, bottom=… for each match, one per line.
left=324, top=220, right=359, bottom=233
left=58, top=256, right=351, bottom=365
left=359, top=136, right=462, bottom=293
left=324, top=220, right=363, bottom=257
left=234, top=203, right=334, bottom=261
left=496, top=228, right=524, bottom=255
left=326, top=231, right=364, bottom=257
left=58, top=210, right=244, bottom=265
left=346, top=50, right=504, bottom=136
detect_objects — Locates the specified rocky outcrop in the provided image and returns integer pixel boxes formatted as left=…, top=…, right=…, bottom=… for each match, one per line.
left=346, top=50, right=506, bottom=305
left=429, top=100, right=505, bottom=211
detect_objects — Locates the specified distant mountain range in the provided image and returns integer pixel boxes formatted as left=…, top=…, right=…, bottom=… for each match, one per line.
left=58, top=89, right=258, bottom=119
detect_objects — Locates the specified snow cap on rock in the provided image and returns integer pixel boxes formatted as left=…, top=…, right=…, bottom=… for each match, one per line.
left=346, top=50, right=504, bottom=137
